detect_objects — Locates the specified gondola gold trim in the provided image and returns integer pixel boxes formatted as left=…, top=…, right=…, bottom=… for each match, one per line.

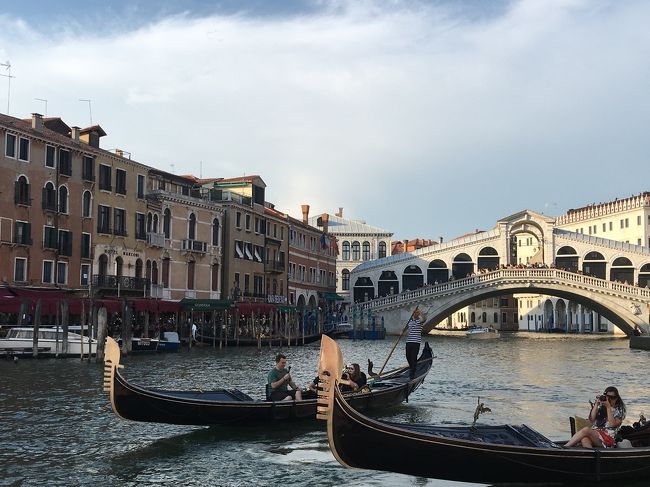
left=103, top=336, right=126, bottom=420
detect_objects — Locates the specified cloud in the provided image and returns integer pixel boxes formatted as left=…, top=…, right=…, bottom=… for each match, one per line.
left=1, top=0, right=649, bottom=240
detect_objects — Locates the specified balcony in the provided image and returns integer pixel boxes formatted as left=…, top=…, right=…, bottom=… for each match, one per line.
left=264, top=260, right=285, bottom=274
left=149, top=284, right=163, bottom=298
left=182, top=239, right=208, bottom=253
left=146, top=232, right=165, bottom=248
left=92, top=274, right=149, bottom=292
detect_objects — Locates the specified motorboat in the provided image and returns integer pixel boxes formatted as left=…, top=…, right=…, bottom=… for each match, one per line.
left=102, top=336, right=433, bottom=426
left=316, top=335, right=650, bottom=484
left=0, top=326, right=97, bottom=357
left=465, top=326, right=500, bottom=339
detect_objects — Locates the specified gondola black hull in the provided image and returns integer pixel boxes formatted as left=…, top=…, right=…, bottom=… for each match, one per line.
left=195, top=332, right=323, bottom=347
left=327, top=383, right=650, bottom=483
left=105, top=339, right=433, bottom=426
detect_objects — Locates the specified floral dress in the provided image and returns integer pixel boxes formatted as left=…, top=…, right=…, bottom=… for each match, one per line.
left=592, top=405, right=625, bottom=447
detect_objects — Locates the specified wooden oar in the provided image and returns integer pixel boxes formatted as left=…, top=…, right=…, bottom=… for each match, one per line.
left=377, top=306, right=419, bottom=376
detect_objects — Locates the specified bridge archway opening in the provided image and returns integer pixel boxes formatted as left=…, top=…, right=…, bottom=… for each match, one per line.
left=556, top=246, right=579, bottom=272
left=403, top=265, right=424, bottom=291
left=583, top=251, right=606, bottom=279
left=427, top=259, right=448, bottom=284
left=452, top=253, right=474, bottom=279
left=511, top=231, right=543, bottom=266
left=639, top=263, right=650, bottom=288
left=610, top=257, right=634, bottom=283
left=353, top=277, right=375, bottom=302
left=378, top=271, right=399, bottom=297
left=478, top=246, right=500, bottom=270
left=556, top=299, right=567, bottom=330
left=543, top=299, right=554, bottom=330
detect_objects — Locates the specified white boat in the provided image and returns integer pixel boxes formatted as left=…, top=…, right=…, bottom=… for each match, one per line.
left=0, top=327, right=97, bottom=356
left=465, top=326, right=500, bottom=340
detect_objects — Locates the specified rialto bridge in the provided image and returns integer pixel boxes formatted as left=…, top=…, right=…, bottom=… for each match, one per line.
left=349, top=210, right=650, bottom=336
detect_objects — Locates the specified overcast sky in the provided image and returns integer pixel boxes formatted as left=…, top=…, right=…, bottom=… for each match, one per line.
left=1, top=0, right=648, bottom=240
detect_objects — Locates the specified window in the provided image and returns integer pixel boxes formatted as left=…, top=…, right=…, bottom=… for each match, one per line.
left=187, top=260, right=195, bottom=290
left=81, top=233, right=91, bottom=259
left=59, top=149, right=71, bottom=176
left=14, top=221, right=31, bottom=245
left=135, top=213, right=146, bottom=240
left=82, top=191, right=92, bottom=217
left=352, top=241, right=360, bottom=260
left=99, top=164, right=112, bottom=191
left=14, top=257, right=27, bottom=282
left=114, top=209, right=126, bottom=236
left=137, top=174, right=145, bottom=198
left=245, top=214, right=251, bottom=231
left=342, top=241, right=350, bottom=260
left=625, top=218, right=629, bottom=228
left=46, top=145, right=56, bottom=168
left=18, top=137, right=30, bottom=162
left=609, top=221, right=613, bottom=231
left=163, top=208, right=171, bottom=238
left=234, top=240, right=244, bottom=258
left=378, top=241, right=386, bottom=258
left=14, top=176, right=30, bottom=205
left=602, top=223, right=606, bottom=232
left=620, top=219, right=624, bottom=229
left=362, top=241, right=370, bottom=261
left=158, top=179, right=166, bottom=191
left=58, top=186, right=68, bottom=213
left=236, top=212, right=242, bottom=228
left=80, top=263, right=90, bottom=286
left=82, top=155, right=94, bottom=181
left=244, top=242, right=253, bottom=260
left=162, top=258, right=170, bottom=287
left=5, top=133, right=16, bottom=158
left=115, top=168, right=127, bottom=195
left=342, top=269, right=350, bottom=291
left=43, top=226, right=57, bottom=249
left=212, top=218, right=220, bottom=246
left=56, top=261, right=68, bottom=285
left=638, top=215, right=642, bottom=225
left=188, top=213, right=196, bottom=240
left=98, top=205, right=111, bottom=233
left=58, top=229, right=72, bottom=256
left=43, top=260, right=54, bottom=284
left=211, top=264, right=219, bottom=291
left=42, top=182, right=56, bottom=210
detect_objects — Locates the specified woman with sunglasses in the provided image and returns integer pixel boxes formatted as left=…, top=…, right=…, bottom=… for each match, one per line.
left=565, top=386, right=627, bottom=448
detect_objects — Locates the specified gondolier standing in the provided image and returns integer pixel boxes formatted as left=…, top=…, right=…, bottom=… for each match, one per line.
left=406, top=309, right=425, bottom=379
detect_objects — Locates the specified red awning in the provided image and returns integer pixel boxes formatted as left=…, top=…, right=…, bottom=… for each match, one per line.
left=235, top=302, right=276, bottom=316
left=157, top=300, right=181, bottom=313
left=97, top=299, right=122, bottom=314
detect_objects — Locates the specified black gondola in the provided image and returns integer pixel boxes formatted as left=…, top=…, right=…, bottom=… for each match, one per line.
left=316, top=335, right=650, bottom=484
left=195, top=332, right=322, bottom=347
left=102, top=336, right=433, bottom=426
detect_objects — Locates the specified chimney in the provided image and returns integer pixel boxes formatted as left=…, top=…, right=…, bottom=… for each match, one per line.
left=71, top=126, right=81, bottom=142
left=336, top=207, right=343, bottom=218
left=301, top=204, right=310, bottom=225
left=115, top=149, right=124, bottom=158
left=31, top=113, right=43, bottom=131
left=403, top=239, right=409, bottom=252
left=321, top=213, right=329, bottom=234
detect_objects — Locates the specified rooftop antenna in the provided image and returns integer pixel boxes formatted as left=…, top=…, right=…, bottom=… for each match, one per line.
left=0, top=61, right=15, bottom=115
left=79, top=98, right=92, bottom=125
left=35, top=98, right=48, bottom=117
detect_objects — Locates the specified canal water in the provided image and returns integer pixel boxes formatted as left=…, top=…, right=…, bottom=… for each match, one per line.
left=1, top=333, right=648, bottom=487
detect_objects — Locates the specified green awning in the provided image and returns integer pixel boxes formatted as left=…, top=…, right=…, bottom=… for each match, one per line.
left=324, top=292, right=345, bottom=301
left=277, top=305, right=297, bottom=312
left=180, top=298, right=234, bottom=311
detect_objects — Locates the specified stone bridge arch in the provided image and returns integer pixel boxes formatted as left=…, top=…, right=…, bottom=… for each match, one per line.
left=415, top=282, right=644, bottom=336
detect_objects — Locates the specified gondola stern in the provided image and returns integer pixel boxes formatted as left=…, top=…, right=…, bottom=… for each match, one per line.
left=103, top=336, right=127, bottom=420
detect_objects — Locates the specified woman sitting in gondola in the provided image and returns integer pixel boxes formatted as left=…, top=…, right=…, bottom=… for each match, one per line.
left=565, top=386, right=626, bottom=448
left=340, top=363, right=367, bottom=392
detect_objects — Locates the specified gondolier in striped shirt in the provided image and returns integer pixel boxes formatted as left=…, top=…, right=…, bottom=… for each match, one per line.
left=406, top=309, right=426, bottom=379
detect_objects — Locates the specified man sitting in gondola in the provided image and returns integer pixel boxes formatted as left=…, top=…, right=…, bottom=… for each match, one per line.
left=267, top=353, right=302, bottom=401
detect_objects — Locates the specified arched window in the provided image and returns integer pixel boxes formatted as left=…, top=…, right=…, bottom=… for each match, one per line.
left=188, top=213, right=196, bottom=240
left=58, top=185, right=68, bottom=214
left=163, top=208, right=171, bottom=238
left=162, top=258, right=170, bottom=287
left=342, top=269, right=350, bottom=290
left=152, top=261, right=159, bottom=285
left=15, top=175, right=30, bottom=206
left=152, top=214, right=159, bottom=233
left=362, top=241, right=370, bottom=261
left=82, top=191, right=92, bottom=218
left=351, top=241, right=360, bottom=260
left=115, top=257, right=123, bottom=277
left=212, top=218, right=220, bottom=246
left=135, top=259, right=143, bottom=279
left=482, top=312, right=487, bottom=323
left=471, top=312, right=476, bottom=323
left=43, top=182, right=56, bottom=210
left=342, top=241, right=350, bottom=261
left=147, top=212, right=153, bottom=232
left=378, top=241, right=387, bottom=259
left=98, top=254, right=108, bottom=276
left=187, top=260, right=195, bottom=290
left=494, top=312, right=499, bottom=323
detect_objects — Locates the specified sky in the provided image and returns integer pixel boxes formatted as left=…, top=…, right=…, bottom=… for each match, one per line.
left=1, top=0, right=649, bottom=241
